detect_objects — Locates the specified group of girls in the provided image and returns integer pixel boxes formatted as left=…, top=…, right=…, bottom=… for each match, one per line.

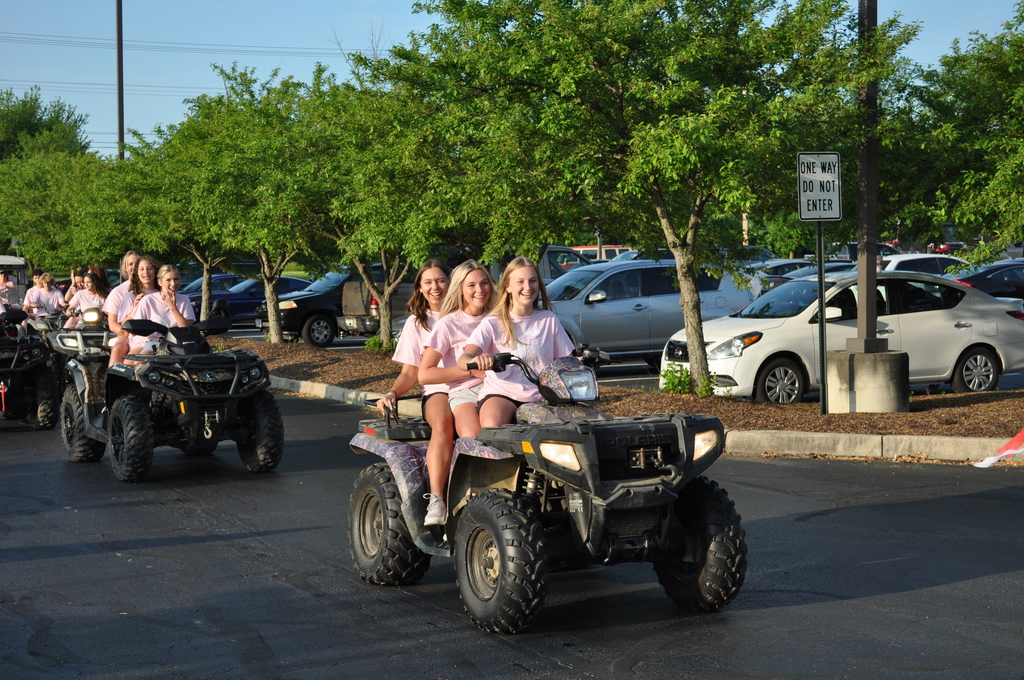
left=3, top=266, right=111, bottom=323
left=105, top=250, right=195, bottom=367
left=380, top=256, right=574, bottom=525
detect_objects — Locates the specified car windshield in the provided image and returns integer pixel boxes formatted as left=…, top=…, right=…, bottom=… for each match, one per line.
left=737, top=280, right=836, bottom=318
left=227, top=279, right=259, bottom=293
left=182, top=278, right=211, bottom=293
left=546, top=269, right=602, bottom=300
left=304, top=271, right=347, bottom=293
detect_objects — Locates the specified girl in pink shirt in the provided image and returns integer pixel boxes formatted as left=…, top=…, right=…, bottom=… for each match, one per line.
left=459, top=257, right=574, bottom=428
left=109, top=254, right=159, bottom=366
left=418, top=261, right=494, bottom=520
left=125, top=264, right=195, bottom=363
left=23, top=273, right=66, bottom=319
left=63, top=272, right=110, bottom=328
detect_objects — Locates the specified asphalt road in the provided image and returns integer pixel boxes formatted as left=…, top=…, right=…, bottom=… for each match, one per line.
left=2, top=395, right=1023, bottom=679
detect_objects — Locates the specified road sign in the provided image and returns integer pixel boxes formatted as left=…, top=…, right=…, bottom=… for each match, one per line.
left=798, top=152, right=842, bottom=221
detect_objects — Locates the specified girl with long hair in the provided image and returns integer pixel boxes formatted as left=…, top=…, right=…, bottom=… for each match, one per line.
left=102, top=250, right=141, bottom=335
left=63, top=272, right=109, bottom=328
left=108, top=254, right=159, bottom=366
left=458, top=257, right=574, bottom=428
left=417, top=261, right=494, bottom=523
left=123, top=264, right=194, bottom=362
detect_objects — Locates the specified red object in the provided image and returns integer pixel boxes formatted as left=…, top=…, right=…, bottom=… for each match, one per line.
left=1007, top=311, right=1024, bottom=321
left=1, top=383, right=6, bottom=412
left=369, top=295, right=379, bottom=317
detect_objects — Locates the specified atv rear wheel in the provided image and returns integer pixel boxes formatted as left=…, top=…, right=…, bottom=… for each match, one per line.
left=32, top=366, right=59, bottom=430
left=349, top=462, right=430, bottom=585
left=107, top=395, right=154, bottom=482
left=236, top=390, right=284, bottom=472
left=655, top=476, right=746, bottom=611
left=455, top=489, right=548, bottom=634
left=61, top=386, right=105, bottom=462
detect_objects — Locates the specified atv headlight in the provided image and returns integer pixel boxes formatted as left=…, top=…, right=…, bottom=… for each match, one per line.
left=81, top=308, right=102, bottom=325
left=107, top=336, right=119, bottom=348
left=693, top=429, right=719, bottom=461
left=561, top=369, right=597, bottom=401
left=146, top=370, right=160, bottom=383
left=30, top=347, right=42, bottom=358
left=538, top=441, right=581, bottom=472
left=707, top=332, right=762, bottom=361
left=63, top=337, right=80, bottom=348
left=278, top=300, right=297, bottom=310
left=248, top=367, right=262, bottom=379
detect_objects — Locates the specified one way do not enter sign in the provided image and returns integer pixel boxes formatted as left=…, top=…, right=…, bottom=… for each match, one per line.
left=797, top=152, right=842, bottom=221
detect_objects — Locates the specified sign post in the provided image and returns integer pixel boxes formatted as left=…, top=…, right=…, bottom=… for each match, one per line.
left=798, top=152, right=842, bottom=414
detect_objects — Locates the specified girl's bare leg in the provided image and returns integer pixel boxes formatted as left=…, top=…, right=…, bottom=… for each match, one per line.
left=424, top=394, right=455, bottom=498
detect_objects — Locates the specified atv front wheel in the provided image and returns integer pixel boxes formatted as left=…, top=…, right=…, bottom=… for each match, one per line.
left=32, top=366, right=59, bottom=430
left=349, top=462, right=430, bottom=585
left=107, top=395, right=154, bottom=482
left=60, top=386, right=105, bottom=462
left=655, top=476, right=747, bottom=611
left=236, top=390, right=284, bottom=472
left=454, top=489, right=548, bottom=634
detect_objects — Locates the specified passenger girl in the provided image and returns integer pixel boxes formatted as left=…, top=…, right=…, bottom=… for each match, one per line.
left=103, top=250, right=141, bottom=335
left=64, top=272, right=110, bottom=328
left=376, top=259, right=452, bottom=526
left=64, top=268, right=87, bottom=304
left=108, top=254, right=159, bottom=366
left=458, top=257, right=575, bottom=428
left=22, top=272, right=66, bottom=319
left=417, top=261, right=494, bottom=522
left=123, top=264, right=194, bottom=363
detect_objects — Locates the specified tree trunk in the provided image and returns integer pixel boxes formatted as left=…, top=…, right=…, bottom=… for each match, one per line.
left=649, top=182, right=712, bottom=392
left=350, top=252, right=411, bottom=347
left=258, top=246, right=283, bottom=344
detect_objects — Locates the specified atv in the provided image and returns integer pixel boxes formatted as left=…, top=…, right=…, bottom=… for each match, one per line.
left=0, top=309, right=60, bottom=429
left=348, top=348, right=747, bottom=633
left=61, top=316, right=284, bottom=482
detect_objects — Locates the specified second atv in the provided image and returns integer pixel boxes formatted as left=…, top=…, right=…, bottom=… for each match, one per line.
left=348, top=348, right=747, bottom=633
left=61, top=316, right=284, bottom=482
left=0, top=309, right=59, bottom=430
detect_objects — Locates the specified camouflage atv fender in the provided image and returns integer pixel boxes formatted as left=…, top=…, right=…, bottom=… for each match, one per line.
left=349, top=432, right=429, bottom=504
left=447, top=437, right=519, bottom=517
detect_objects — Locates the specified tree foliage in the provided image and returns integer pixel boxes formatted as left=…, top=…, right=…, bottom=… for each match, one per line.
left=0, top=87, right=90, bottom=161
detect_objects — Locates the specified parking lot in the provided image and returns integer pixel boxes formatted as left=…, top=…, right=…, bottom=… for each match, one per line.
left=2, top=395, right=1023, bottom=678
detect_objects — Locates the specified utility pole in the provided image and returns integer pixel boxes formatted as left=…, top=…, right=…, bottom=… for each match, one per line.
left=850, top=0, right=885, bottom=353
left=116, top=0, right=125, bottom=161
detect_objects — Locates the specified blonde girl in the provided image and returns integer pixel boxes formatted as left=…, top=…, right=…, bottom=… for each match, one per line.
left=458, top=257, right=574, bottom=428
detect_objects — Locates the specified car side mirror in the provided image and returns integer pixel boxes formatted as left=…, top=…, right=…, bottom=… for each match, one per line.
left=825, top=306, right=843, bottom=320
left=585, top=290, right=608, bottom=305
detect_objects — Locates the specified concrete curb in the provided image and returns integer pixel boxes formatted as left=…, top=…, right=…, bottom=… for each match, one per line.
left=271, top=375, right=1008, bottom=463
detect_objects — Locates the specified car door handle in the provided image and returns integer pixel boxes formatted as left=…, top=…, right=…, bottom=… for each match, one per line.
left=954, top=322, right=972, bottom=328
left=877, top=328, right=895, bottom=334
left=632, top=304, right=648, bottom=311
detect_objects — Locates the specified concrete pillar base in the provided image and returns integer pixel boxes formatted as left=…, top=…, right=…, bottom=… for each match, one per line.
left=826, top=350, right=909, bottom=413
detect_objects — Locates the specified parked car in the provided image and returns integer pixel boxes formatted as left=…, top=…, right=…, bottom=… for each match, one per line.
left=829, top=242, right=900, bottom=260
left=182, top=273, right=248, bottom=294
left=189, top=276, right=309, bottom=324
left=771, top=261, right=856, bottom=287
left=547, top=259, right=763, bottom=363
left=253, top=266, right=412, bottom=346
left=611, top=245, right=776, bottom=263
left=943, top=260, right=1024, bottom=303
left=879, top=253, right=967, bottom=274
left=660, top=271, right=1024, bottom=403
left=933, top=241, right=966, bottom=255
left=757, top=258, right=815, bottom=289
left=177, top=262, right=261, bottom=287
left=570, top=244, right=631, bottom=261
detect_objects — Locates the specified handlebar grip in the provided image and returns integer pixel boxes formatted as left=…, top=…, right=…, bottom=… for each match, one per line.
left=466, top=362, right=478, bottom=370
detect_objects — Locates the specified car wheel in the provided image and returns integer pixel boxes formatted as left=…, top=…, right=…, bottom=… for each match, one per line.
left=754, top=357, right=805, bottom=404
left=301, top=313, right=335, bottom=347
left=951, top=346, right=1000, bottom=393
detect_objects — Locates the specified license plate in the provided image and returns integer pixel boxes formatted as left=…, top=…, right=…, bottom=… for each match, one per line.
left=255, top=318, right=262, bottom=328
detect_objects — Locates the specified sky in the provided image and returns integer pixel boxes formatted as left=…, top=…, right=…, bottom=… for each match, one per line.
left=1, top=0, right=1017, bottom=156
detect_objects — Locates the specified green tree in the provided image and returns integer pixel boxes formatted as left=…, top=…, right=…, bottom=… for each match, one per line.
left=0, top=87, right=90, bottom=161
left=378, top=0, right=915, bottom=387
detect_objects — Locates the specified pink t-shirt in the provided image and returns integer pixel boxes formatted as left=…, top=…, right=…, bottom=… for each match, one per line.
left=102, top=280, right=132, bottom=318
left=67, top=290, right=106, bottom=312
left=116, top=289, right=158, bottom=324
left=127, top=292, right=196, bottom=351
left=23, top=287, right=65, bottom=316
left=392, top=310, right=447, bottom=396
left=427, top=309, right=487, bottom=393
left=466, top=309, right=574, bottom=403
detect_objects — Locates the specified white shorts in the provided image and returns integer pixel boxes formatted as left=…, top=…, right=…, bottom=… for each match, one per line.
left=448, top=384, right=482, bottom=410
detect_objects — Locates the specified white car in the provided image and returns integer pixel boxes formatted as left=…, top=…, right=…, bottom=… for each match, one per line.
left=660, top=271, right=1024, bottom=403
left=548, top=259, right=763, bottom=362
left=879, top=253, right=967, bottom=274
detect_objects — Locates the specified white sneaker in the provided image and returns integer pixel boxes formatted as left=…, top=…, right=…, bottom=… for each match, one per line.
left=424, top=493, right=446, bottom=525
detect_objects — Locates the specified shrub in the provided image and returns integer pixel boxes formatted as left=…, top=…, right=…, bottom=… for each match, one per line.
left=661, top=362, right=717, bottom=397
left=364, top=335, right=397, bottom=354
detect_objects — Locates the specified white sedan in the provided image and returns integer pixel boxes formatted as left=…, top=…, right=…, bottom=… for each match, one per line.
left=660, top=271, right=1024, bottom=403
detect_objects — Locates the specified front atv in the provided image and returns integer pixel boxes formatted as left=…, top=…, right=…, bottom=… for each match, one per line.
left=0, top=310, right=59, bottom=430
left=348, top=349, right=747, bottom=633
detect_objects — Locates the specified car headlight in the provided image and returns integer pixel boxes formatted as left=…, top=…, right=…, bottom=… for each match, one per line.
left=278, top=301, right=297, bottom=310
left=693, top=429, right=719, bottom=461
left=707, top=332, right=762, bottom=361
left=538, top=441, right=581, bottom=472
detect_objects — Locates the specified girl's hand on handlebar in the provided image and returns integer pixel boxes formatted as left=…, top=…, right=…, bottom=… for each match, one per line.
left=468, top=354, right=493, bottom=371
left=376, top=390, right=398, bottom=414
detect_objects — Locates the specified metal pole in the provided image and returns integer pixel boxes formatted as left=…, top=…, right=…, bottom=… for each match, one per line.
left=817, top=220, right=827, bottom=414
left=116, top=0, right=125, bottom=161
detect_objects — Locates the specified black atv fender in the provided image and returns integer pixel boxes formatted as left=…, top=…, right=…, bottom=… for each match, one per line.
left=66, top=357, right=107, bottom=440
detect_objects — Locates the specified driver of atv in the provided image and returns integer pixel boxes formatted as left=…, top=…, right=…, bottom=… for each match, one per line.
left=121, top=264, right=195, bottom=365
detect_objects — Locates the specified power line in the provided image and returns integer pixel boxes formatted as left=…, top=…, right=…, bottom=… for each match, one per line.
left=1, top=78, right=211, bottom=94
left=0, top=31, right=366, bottom=58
